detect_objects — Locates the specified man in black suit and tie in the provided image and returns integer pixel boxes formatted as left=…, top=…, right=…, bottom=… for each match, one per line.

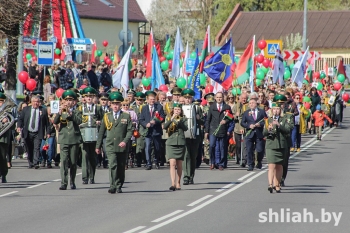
left=17, top=95, right=50, bottom=169
left=241, top=98, right=267, bottom=171
left=139, top=91, right=166, bottom=170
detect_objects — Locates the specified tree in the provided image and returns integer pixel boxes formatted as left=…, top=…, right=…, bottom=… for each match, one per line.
left=283, top=33, right=303, bottom=50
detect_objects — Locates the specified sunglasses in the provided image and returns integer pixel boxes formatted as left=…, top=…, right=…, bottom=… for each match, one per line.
left=259, top=95, right=264, bottom=97
left=122, top=104, right=129, bottom=107
left=295, top=97, right=300, bottom=99
left=228, top=97, right=234, bottom=99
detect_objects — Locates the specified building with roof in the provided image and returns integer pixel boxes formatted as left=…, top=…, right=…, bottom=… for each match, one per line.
left=215, top=4, right=350, bottom=67
left=75, top=0, right=147, bottom=54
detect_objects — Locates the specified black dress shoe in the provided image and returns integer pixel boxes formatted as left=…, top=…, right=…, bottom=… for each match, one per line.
left=116, top=188, right=122, bottom=193
left=247, top=166, right=254, bottom=171
left=256, top=162, right=262, bottom=169
left=47, top=164, right=52, bottom=169
left=90, top=179, right=95, bottom=184
left=2, top=177, right=7, bottom=183
left=240, top=163, right=246, bottom=168
left=189, top=179, right=194, bottom=185
left=145, top=166, right=152, bottom=170
left=28, top=165, right=34, bottom=169
left=59, top=185, right=67, bottom=190
left=183, top=180, right=189, bottom=185
left=108, top=188, right=116, bottom=194
left=82, top=180, right=88, bottom=184
left=70, top=184, right=76, bottom=189
left=34, top=165, right=40, bottom=169
left=169, top=186, right=176, bottom=191
left=54, top=162, right=59, bottom=167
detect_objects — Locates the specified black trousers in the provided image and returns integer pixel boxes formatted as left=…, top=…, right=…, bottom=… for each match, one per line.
left=25, top=132, right=41, bottom=166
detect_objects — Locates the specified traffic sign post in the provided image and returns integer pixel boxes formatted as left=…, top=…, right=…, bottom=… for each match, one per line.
left=264, top=40, right=283, bottom=59
left=37, top=41, right=54, bottom=66
left=283, top=50, right=321, bottom=60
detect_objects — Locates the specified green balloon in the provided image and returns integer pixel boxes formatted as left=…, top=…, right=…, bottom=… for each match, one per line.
left=55, top=48, right=61, bottom=55
left=303, top=80, right=309, bottom=85
left=348, top=98, right=350, bottom=104
left=303, top=96, right=311, bottom=103
left=180, top=59, right=183, bottom=68
left=232, top=88, right=237, bottom=96
left=100, top=59, right=104, bottom=63
left=190, top=52, right=197, bottom=59
left=284, top=70, right=291, bottom=80
left=142, top=77, right=151, bottom=87
left=26, top=53, right=32, bottom=60
left=34, top=50, right=38, bottom=56
left=306, top=110, right=311, bottom=119
left=166, top=53, right=172, bottom=60
left=289, top=63, right=295, bottom=70
left=261, top=67, right=269, bottom=75
left=200, top=73, right=206, bottom=86
left=132, top=46, right=136, bottom=53
left=233, top=80, right=238, bottom=86
left=337, top=74, right=345, bottom=83
left=176, top=77, right=186, bottom=88
left=317, top=82, right=323, bottom=90
left=256, top=70, right=265, bottom=80
left=161, top=60, right=169, bottom=71
left=169, top=50, right=174, bottom=59
left=97, top=50, right=102, bottom=57
left=283, top=61, right=287, bottom=67
left=236, top=88, right=241, bottom=95
left=237, top=72, right=250, bottom=84
left=320, top=72, right=326, bottom=79
left=255, top=79, right=262, bottom=86
left=111, top=56, right=114, bottom=61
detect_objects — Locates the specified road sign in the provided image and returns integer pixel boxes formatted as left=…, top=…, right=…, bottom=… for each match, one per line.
left=264, top=40, right=283, bottom=59
left=283, top=50, right=321, bottom=60
left=37, top=41, right=54, bottom=66
left=66, top=38, right=93, bottom=51
left=118, top=30, right=133, bottom=43
left=23, top=36, right=38, bottom=50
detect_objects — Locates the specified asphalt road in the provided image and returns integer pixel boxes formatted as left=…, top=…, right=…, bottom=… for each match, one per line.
left=0, top=109, right=349, bottom=233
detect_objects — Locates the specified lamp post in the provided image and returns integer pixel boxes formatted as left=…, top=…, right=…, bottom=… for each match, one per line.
left=302, top=0, right=307, bottom=51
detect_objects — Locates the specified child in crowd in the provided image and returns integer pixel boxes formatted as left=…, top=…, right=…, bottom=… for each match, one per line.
left=312, top=104, right=333, bottom=140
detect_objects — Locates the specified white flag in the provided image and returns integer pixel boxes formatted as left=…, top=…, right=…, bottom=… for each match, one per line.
left=272, top=44, right=285, bottom=85
left=292, top=46, right=309, bottom=88
left=112, top=45, right=132, bottom=97
left=171, top=27, right=184, bottom=78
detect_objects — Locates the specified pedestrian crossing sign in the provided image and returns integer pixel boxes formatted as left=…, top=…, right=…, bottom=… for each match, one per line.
left=264, top=40, right=283, bottom=59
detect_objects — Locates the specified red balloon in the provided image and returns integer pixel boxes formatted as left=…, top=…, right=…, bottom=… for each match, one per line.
left=159, top=84, right=168, bottom=92
left=201, top=98, right=207, bottom=106
left=262, top=59, right=270, bottom=68
left=32, top=56, right=37, bottom=61
left=55, top=88, right=65, bottom=98
left=258, top=40, right=267, bottom=50
left=304, top=102, right=311, bottom=110
left=26, top=79, right=37, bottom=91
left=160, top=56, right=166, bottom=62
left=79, top=85, right=87, bottom=90
left=18, top=71, right=29, bottom=84
left=31, top=39, right=37, bottom=45
left=104, top=56, right=109, bottom=62
left=205, top=85, right=214, bottom=93
left=334, top=82, right=342, bottom=91
left=168, top=60, right=173, bottom=70
left=313, top=72, right=320, bottom=80
left=256, top=54, right=264, bottom=63
left=102, top=40, right=108, bottom=47
left=181, top=53, right=185, bottom=59
left=106, top=58, right=112, bottom=65
left=342, top=93, right=350, bottom=102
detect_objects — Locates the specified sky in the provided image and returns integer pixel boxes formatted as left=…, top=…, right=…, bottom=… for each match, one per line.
left=136, top=0, right=152, bottom=15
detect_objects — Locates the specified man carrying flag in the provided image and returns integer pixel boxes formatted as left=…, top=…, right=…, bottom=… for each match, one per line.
left=272, top=44, right=285, bottom=85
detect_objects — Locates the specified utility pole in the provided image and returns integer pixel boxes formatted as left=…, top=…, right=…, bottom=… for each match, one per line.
left=122, top=0, right=128, bottom=56
left=16, top=27, right=24, bottom=96
left=302, top=0, right=307, bottom=51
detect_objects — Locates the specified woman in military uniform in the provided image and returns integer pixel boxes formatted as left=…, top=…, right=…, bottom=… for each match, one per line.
left=163, top=103, right=188, bottom=191
left=263, top=100, right=292, bottom=193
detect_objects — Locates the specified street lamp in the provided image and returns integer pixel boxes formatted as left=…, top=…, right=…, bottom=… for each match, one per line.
left=302, top=0, right=307, bottom=51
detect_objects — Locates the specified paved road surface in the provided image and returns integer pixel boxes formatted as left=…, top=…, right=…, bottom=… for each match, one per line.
left=0, top=110, right=349, bottom=233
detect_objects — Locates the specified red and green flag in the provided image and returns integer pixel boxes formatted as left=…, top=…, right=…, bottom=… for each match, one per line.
left=199, top=26, right=210, bottom=73
left=235, top=39, right=254, bottom=85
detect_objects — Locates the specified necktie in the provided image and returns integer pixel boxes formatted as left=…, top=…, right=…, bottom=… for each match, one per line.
left=150, top=106, right=153, bottom=117
left=253, top=110, right=256, bottom=121
left=114, top=113, right=117, bottom=120
left=31, top=108, right=37, bottom=130
left=218, top=104, right=221, bottom=112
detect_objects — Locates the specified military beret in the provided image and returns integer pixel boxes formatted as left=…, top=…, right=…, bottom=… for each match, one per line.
left=82, top=87, right=97, bottom=96
left=181, top=88, right=195, bottom=97
left=109, top=92, right=124, bottom=103
left=171, top=87, right=182, bottom=95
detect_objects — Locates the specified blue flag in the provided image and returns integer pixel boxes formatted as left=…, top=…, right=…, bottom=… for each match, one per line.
left=151, top=46, right=165, bottom=91
left=187, top=49, right=201, bottom=99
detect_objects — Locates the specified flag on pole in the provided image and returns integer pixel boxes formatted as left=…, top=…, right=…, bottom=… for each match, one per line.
left=181, top=41, right=189, bottom=78
left=171, top=27, right=184, bottom=78
left=292, top=46, right=309, bottom=88
left=145, top=28, right=154, bottom=77
left=337, top=57, right=348, bottom=79
left=203, top=38, right=233, bottom=90
left=112, top=45, right=132, bottom=97
left=249, top=35, right=255, bottom=93
left=90, top=40, right=97, bottom=63
left=187, top=49, right=201, bottom=99
left=151, top=47, right=165, bottom=91
left=199, top=26, right=210, bottom=73
left=112, top=46, right=120, bottom=68
left=235, top=39, right=254, bottom=85
left=164, top=37, right=171, bottom=53
left=323, top=58, right=328, bottom=77
left=272, top=44, right=285, bottom=85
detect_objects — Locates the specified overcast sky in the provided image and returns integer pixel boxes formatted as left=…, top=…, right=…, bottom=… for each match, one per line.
left=136, top=0, right=152, bottom=15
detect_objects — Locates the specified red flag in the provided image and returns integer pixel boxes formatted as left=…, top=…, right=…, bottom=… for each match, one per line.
left=337, top=58, right=347, bottom=79
left=90, top=41, right=97, bottom=63
left=323, top=58, right=328, bottom=77
left=156, top=43, right=162, bottom=57
left=145, top=29, right=154, bottom=77
left=199, top=26, right=209, bottom=73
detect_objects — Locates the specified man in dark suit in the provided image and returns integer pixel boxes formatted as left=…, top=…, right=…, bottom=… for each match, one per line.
left=241, top=98, right=267, bottom=171
left=87, top=65, right=99, bottom=91
left=17, top=95, right=50, bottom=169
left=139, top=91, right=166, bottom=170
left=205, top=92, right=234, bottom=170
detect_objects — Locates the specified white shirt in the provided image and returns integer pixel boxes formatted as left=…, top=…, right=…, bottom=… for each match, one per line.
left=149, top=105, right=154, bottom=113
left=251, top=108, right=258, bottom=119
left=217, top=103, right=222, bottom=111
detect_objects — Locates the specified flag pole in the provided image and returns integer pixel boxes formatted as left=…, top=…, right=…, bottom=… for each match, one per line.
left=250, top=35, right=255, bottom=93
left=291, top=46, right=309, bottom=85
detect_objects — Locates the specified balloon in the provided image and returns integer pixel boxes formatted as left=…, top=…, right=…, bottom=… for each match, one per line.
left=284, top=70, right=291, bottom=80
left=320, top=72, right=326, bottom=79
left=142, top=77, right=151, bottom=87
left=236, top=88, right=241, bottom=95
left=106, top=58, right=112, bottom=65
left=102, top=40, right=108, bottom=47
left=313, top=72, right=320, bottom=80
left=303, top=80, right=309, bottom=85
left=334, top=82, right=342, bottom=91
left=111, top=56, right=114, bottom=61
left=26, top=53, right=32, bottom=60
left=337, top=74, right=345, bottom=83
left=342, top=93, right=350, bottom=102
left=283, top=61, right=287, bottom=67
left=31, top=39, right=37, bottom=46
left=79, top=84, right=87, bottom=89
left=26, top=79, right=37, bottom=91
left=55, top=48, right=61, bottom=55
left=181, top=53, right=186, bottom=59
left=205, top=84, right=214, bottom=93
left=317, top=82, right=323, bottom=91
left=176, top=77, right=186, bottom=89
left=168, top=60, right=173, bottom=70
left=166, top=53, right=172, bottom=60
left=104, top=56, right=109, bottom=61
left=237, top=72, right=250, bottom=84
left=132, top=46, right=136, bottom=53
left=303, top=96, right=311, bottom=103
left=261, top=67, right=268, bottom=75
left=256, top=79, right=262, bottom=86
left=168, top=50, right=174, bottom=60
left=256, top=70, right=265, bottom=80
left=256, top=54, right=264, bottom=63
left=289, top=63, right=295, bottom=70
left=190, top=52, right=197, bottom=59
left=200, top=73, right=206, bottom=86
left=97, top=50, right=102, bottom=57
left=232, top=88, right=237, bottom=96
left=258, top=40, right=267, bottom=50
left=100, top=59, right=104, bottom=63
left=160, top=56, right=166, bottom=62
left=233, top=79, right=238, bottom=86
left=161, top=60, right=169, bottom=71
left=159, top=84, right=168, bottom=92
left=18, top=71, right=29, bottom=84
left=55, top=88, right=64, bottom=98
left=262, top=59, right=270, bottom=68
left=32, top=56, right=37, bottom=61
left=304, top=102, right=311, bottom=110
left=305, top=109, right=311, bottom=118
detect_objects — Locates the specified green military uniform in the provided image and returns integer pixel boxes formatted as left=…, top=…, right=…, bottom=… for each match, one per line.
left=282, top=111, right=294, bottom=185
left=53, top=90, right=83, bottom=190
left=203, top=93, right=215, bottom=164
left=0, top=93, right=10, bottom=183
left=134, top=92, right=146, bottom=166
left=96, top=92, right=133, bottom=193
left=78, top=87, right=103, bottom=184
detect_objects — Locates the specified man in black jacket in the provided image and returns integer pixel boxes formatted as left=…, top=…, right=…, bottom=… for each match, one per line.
left=88, top=65, right=99, bottom=91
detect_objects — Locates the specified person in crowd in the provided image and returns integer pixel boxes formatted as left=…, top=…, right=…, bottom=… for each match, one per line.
left=0, top=93, right=12, bottom=183
left=43, top=75, right=52, bottom=103
left=88, top=65, right=99, bottom=91
left=312, top=104, right=333, bottom=140
left=76, top=69, right=90, bottom=88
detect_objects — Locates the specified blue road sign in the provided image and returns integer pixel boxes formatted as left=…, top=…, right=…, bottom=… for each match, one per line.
left=37, top=41, right=54, bottom=66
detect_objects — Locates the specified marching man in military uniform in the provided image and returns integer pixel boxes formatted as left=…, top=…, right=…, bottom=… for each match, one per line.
left=54, top=90, right=83, bottom=190
left=202, top=93, right=215, bottom=165
left=78, top=87, right=103, bottom=184
left=134, top=92, right=146, bottom=167
left=95, top=92, right=133, bottom=194
left=0, top=93, right=12, bottom=183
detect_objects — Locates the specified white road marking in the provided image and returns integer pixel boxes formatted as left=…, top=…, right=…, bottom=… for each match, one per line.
left=151, top=210, right=184, bottom=223
left=187, top=195, right=213, bottom=207
left=123, top=226, right=146, bottom=233
left=0, top=191, right=18, bottom=197
left=76, top=173, right=82, bottom=175
left=215, top=182, right=236, bottom=192
left=237, top=172, right=255, bottom=181
left=52, top=179, right=61, bottom=182
left=27, top=182, right=51, bottom=189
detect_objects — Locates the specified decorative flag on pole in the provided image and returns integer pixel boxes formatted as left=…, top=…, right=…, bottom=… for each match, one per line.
left=90, top=40, right=97, bottom=63
left=181, top=41, right=189, bottom=79
left=164, top=37, right=171, bottom=53
left=292, top=46, right=309, bottom=88
left=323, top=58, right=329, bottom=77
left=112, top=45, right=132, bottom=97
left=171, top=27, right=184, bottom=78
left=203, top=38, right=233, bottom=90
left=151, top=47, right=165, bottom=91
left=272, top=44, right=285, bottom=85
left=249, top=35, right=255, bottom=93
left=187, top=49, right=201, bottom=99
left=337, top=57, right=348, bottom=79
left=145, top=28, right=154, bottom=77
left=235, top=39, right=254, bottom=85
left=199, top=25, right=210, bottom=73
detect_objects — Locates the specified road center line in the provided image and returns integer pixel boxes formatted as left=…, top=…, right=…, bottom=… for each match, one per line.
left=187, top=195, right=213, bottom=207
left=215, top=182, right=237, bottom=192
left=27, top=182, right=51, bottom=189
left=0, top=191, right=18, bottom=197
left=52, top=179, right=61, bottom=182
left=123, top=226, right=146, bottom=233
left=151, top=210, right=184, bottom=223
left=237, top=172, right=255, bottom=181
